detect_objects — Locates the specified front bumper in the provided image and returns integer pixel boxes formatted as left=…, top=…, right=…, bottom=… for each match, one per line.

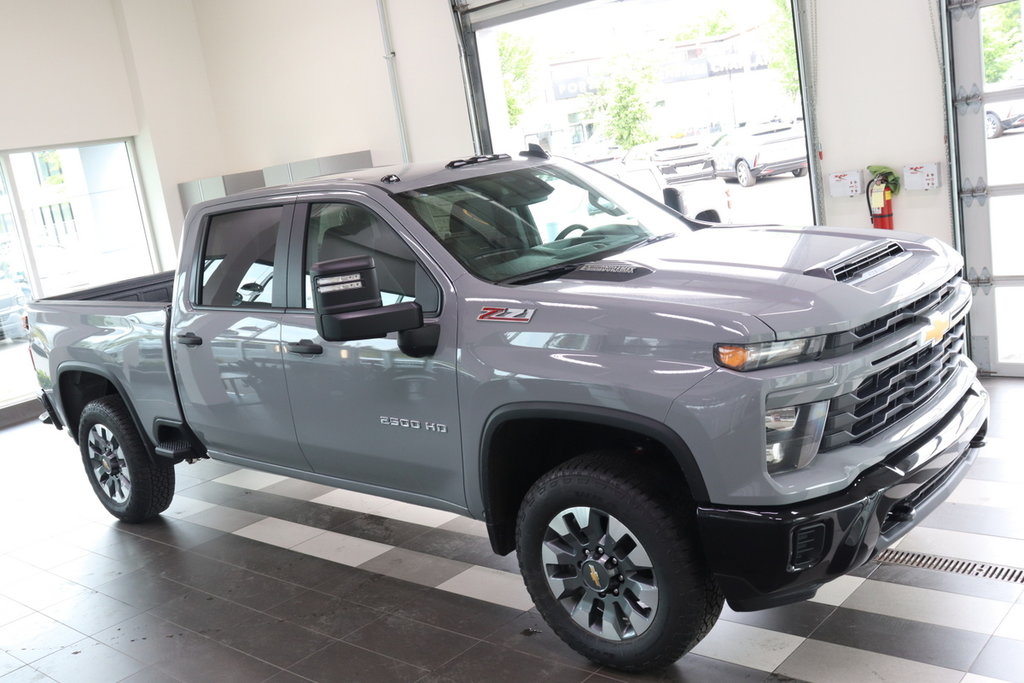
left=696, top=379, right=989, bottom=611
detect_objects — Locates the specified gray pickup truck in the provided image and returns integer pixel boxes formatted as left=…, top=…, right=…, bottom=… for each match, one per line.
left=28, top=149, right=989, bottom=671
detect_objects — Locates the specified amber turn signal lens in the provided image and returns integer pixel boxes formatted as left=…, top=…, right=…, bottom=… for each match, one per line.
left=715, top=345, right=749, bottom=369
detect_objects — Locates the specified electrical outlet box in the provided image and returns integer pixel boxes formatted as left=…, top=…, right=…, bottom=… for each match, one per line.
left=828, top=170, right=863, bottom=197
left=903, top=163, right=940, bottom=190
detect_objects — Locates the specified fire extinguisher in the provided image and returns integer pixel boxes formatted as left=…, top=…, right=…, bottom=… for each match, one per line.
left=866, top=165, right=900, bottom=230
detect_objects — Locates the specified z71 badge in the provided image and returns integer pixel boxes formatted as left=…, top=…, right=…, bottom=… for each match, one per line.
left=477, top=306, right=535, bottom=323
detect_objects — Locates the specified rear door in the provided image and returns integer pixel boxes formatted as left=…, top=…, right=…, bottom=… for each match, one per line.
left=171, top=201, right=312, bottom=471
left=279, top=197, right=464, bottom=504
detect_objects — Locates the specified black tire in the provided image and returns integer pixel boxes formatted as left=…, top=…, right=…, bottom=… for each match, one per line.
left=736, top=160, right=756, bottom=187
left=79, top=395, right=175, bottom=522
left=516, top=453, right=723, bottom=672
left=792, top=167, right=806, bottom=178
left=986, top=111, right=1004, bottom=139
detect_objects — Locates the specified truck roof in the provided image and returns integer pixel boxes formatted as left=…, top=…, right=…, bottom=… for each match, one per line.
left=190, top=151, right=554, bottom=214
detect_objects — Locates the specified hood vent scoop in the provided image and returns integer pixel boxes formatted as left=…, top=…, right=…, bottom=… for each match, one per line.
left=810, top=241, right=906, bottom=282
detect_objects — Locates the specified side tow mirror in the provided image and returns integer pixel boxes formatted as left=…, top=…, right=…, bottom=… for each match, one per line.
left=311, top=255, right=423, bottom=343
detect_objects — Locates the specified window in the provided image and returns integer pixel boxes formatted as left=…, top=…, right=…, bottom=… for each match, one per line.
left=199, top=207, right=283, bottom=307
left=304, top=203, right=440, bottom=314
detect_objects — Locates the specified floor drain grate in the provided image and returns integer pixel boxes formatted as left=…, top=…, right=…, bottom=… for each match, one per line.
left=877, top=549, right=1024, bottom=584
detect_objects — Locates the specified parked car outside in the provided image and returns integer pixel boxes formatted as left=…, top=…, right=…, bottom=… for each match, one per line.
left=0, top=276, right=29, bottom=341
left=710, top=120, right=809, bottom=187
left=985, top=95, right=1024, bottom=139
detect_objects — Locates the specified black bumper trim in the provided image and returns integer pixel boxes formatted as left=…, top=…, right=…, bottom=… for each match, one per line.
left=38, top=392, right=63, bottom=431
left=696, top=380, right=989, bottom=612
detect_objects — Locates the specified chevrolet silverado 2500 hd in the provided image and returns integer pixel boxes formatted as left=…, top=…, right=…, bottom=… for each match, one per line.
left=29, top=149, right=989, bottom=671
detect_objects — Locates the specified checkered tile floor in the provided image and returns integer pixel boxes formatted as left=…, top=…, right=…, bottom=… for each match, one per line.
left=0, top=377, right=1020, bottom=682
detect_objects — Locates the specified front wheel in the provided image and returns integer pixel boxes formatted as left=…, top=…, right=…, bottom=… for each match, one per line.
left=986, top=111, right=1004, bottom=139
left=516, top=454, right=723, bottom=672
left=79, top=395, right=175, bottom=522
left=735, top=160, right=756, bottom=187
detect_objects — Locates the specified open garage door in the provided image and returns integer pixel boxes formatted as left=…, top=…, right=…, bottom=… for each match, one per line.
left=949, top=0, right=1024, bottom=376
left=454, top=0, right=814, bottom=226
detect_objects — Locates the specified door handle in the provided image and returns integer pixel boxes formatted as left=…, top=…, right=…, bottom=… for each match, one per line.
left=285, top=339, right=324, bottom=355
left=176, top=332, right=203, bottom=347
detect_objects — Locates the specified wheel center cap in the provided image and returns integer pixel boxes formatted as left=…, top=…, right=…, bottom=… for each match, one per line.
left=582, top=560, right=611, bottom=592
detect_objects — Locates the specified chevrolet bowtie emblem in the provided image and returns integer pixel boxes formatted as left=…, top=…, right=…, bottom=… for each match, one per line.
left=922, top=312, right=951, bottom=345
left=588, top=565, right=601, bottom=588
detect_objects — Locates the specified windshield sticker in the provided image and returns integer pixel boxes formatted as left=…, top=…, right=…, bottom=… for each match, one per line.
left=478, top=306, right=536, bottom=323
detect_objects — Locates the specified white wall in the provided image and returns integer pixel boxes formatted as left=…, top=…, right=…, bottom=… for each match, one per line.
left=0, top=0, right=474, bottom=264
left=803, top=0, right=954, bottom=244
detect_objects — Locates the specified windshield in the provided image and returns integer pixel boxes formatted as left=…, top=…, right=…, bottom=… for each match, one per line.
left=394, top=162, right=687, bottom=283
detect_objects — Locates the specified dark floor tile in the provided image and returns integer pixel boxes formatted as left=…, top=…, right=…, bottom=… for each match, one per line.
left=719, top=600, right=835, bottom=638
left=485, top=610, right=600, bottom=671
left=809, top=606, right=988, bottom=671
left=114, top=517, right=225, bottom=550
left=172, top=480, right=249, bottom=506
left=48, top=551, right=140, bottom=590
left=969, top=636, right=1024, bottom=683
left=920, top=500, right=1024, bottom=540
left=31, top=636, right=146, bottom=683
left=265, top=671, right=313, bottom=683
left=290, top=640, right=425, bottom=682
left=846, top=561, right=878, bottom=579
left=401, top=528, right=521, bottom=573
left=343, top=613, right=478, bottom=669
left=92, top=612, right=198, bottom=665
left=268, top=589, right=381, bottom=639
left=334, top=513, right=431, bottom=546
left=94, top=568, right=191, bottom=611
left=387, top=584, right=523, bottom=639
left=421, top=641, right=590, bottom=683
left=868, top=562, right=1024, bottom=602
left=217, top=611, right=334, bottom=668
left=156, top=635, right=281, bottom=683
left=190, top=533, right=344, bottom=587
left=118, top=667, right=181, bottom=683
left=89, top=533, right=179, bottom=568
left=315, top=570, right=431, bottom=614
left=148, top=588, right=260, bottom=638
left=156, top=551, right=304, bottom=611
left=594, top=652, right=772, bottom=682
left=40, top=590, right=142, bottom=636
left=223, top=490, right=360, bottom=530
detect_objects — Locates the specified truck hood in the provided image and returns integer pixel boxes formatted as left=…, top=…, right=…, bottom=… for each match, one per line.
left=530, top=224, right=961, bottom=340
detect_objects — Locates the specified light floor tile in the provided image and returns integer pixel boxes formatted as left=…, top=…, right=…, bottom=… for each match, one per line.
left=808, top=575, right=865, bottom=607
left=691, top=620, right=803, bottom=672
left=436, top=566, right=534, bottom=611
left=947, top=479, right=1023, bottom=509
left=182, top=505, right=265, bottom=532
left=291, top=530, right=392, bottom=566
left=439, top=516, right=489, bottom=538
left=898, top=527, right=1024, bottom=568
left=312, top=488, right=393, bottom=515
left=262, top=479, right=336, bottom=501
left=376, top=500, right=460, bottom=528
left=995, top=603, right=1024, bottom=641
left=359, top=547, right=472, bottom=587
left=962, top=674, right=1019, bottom=683
left=213, top=469, right=289, bottom=490
left=776, top=639, right=964, bottom=683
left=843, top=579, right=1012, bottom=634
left=233, top=517, right=325, bottom=549
left=161, top=495, right=217, bottom=520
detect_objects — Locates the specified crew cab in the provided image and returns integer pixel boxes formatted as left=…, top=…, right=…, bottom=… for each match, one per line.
left=28, top=149, right=988, bottom=671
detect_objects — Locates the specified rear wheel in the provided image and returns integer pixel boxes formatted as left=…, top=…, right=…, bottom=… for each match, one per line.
left=516, top=454, right=723, bottom=672
left=736, top=160, right=756, bottom=187
left=792, top=167, right=806, bottom=178
left=79, top=395, right=175, bottom=522
left=986, top=111, right=1004, bottom=139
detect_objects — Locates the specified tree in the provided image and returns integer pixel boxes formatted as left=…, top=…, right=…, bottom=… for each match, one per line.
left=590, top=74, right=656, bottom=150
left=767, top=0, right=800, bottom=101
left=982, top=2, right=1022, bottom=85
left=676, top=9, right=736, bottom=42
left=498, top=32, right=535, bottom=127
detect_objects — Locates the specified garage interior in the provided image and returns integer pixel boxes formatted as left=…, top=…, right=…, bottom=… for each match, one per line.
left=0, top=1, right=1022, bottom=681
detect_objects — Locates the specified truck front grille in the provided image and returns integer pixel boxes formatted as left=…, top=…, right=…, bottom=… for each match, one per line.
left=823, top=274, right=962, bottom=356
left=819, top=317, right=967, bottom=452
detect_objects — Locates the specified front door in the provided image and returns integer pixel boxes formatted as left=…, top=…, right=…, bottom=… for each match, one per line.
left=280, top=198, right=463, bottom=505
left=949, top=0, right=1024, bottom=376
left=172, top=202, right=312, bottom=471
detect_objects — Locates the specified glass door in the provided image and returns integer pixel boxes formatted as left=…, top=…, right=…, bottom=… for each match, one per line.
left=950, top=0, right=1024, bottom=376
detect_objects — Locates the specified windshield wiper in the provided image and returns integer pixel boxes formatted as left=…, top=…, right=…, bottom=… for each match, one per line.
left=499, top=263, right=586, bottom=285
left=626, top=232, right=676, bottom=250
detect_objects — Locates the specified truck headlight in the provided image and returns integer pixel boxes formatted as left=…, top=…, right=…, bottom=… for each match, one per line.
left=715, top=336, right=825, bottom=372
left=765, top=401, right=828, bottom=474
